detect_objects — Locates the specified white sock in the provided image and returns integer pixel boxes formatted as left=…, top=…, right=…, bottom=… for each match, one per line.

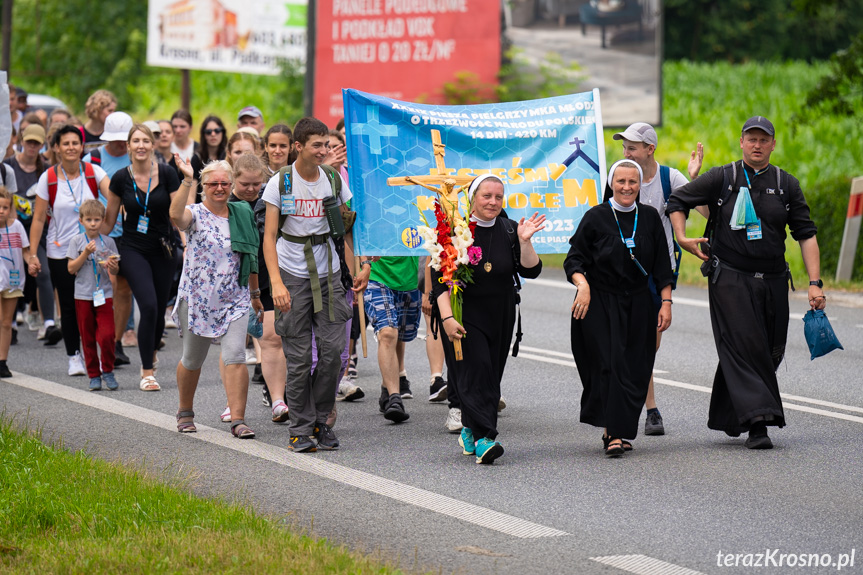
left=44, top=320, right=55, bottom=328
left=430, top=372, right=442, bottom=384
left=399, top=370, right=407, bottom=378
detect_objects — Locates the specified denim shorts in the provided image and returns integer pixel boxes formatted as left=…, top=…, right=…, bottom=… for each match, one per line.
left=363, top=280, right=421, bottom=342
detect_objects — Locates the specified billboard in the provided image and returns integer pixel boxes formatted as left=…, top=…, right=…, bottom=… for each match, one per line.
left=146, top=0, right=307, bottom=74
left=343, top=88, right=606, bottom=256
left=313, top=0, right=501, bottom=128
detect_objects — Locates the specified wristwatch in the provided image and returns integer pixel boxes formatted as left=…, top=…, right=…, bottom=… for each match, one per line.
left=809, top=279, right=823, bottom=288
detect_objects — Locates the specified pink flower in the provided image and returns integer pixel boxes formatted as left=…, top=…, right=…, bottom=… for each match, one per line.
left=467, top=246, right=483, bottom=265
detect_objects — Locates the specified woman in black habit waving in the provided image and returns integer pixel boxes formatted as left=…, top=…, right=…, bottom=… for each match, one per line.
left=565, top=160, right=673, bottom=457
left=434, top=174, right=545, bottom=465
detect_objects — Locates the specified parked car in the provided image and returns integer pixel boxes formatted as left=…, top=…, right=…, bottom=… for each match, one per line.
left=25, top=94, right=69, bottom=115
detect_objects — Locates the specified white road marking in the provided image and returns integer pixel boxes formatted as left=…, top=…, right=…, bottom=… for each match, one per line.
left=591, top=554, right=706, bottom=575
left=5, top=372, right=569, bottom=540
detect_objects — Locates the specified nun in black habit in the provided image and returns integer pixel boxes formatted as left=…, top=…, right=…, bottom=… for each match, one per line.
left=565, top=160, right=674, bottom=457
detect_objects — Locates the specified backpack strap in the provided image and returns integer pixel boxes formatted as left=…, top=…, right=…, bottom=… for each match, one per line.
left=659, top=164, right=672, bottom=201
left=502, top=218, right=523, bottom=357
left=702, top=161, right=738, bottom=244
left=82, top=162, right=99, bottom=198
left=658, top=164, right=682, bottom=282
left=89, top=148, right=102, bottom=166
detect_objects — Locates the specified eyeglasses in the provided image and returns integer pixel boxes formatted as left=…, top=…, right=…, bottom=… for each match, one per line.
left=204, top=128, right=225, bottom=135
left=204, top=181, right=231, bottom=189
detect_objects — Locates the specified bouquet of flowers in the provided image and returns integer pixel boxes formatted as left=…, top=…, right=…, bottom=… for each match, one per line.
left=417, top=190, right=481, bottom=360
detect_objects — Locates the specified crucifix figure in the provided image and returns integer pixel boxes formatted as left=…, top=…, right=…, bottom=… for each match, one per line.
left=387, top=130, right=475, bottom=221
left=550, top=135, right=601, bottom=180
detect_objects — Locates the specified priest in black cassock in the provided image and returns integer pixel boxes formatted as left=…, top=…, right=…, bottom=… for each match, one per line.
left=565, top=160, right=674, bottom=457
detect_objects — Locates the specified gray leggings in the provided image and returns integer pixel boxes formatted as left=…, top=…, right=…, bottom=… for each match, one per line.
left=178, top=299, right=249, bottom=371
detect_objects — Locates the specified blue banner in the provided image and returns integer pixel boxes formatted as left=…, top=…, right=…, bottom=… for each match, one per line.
left=343, top=89, right=606, bottom=255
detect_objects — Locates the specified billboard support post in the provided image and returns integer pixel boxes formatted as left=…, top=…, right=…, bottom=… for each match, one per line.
left=181, top=69, right=190, bottom=110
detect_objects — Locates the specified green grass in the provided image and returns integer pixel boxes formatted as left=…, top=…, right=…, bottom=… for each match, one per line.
left=0, top=416, right=405, bottom=574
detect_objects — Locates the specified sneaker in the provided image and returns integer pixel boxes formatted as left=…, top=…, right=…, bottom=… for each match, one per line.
left=429, top=376, right=448, bottom=403
left=37, top=325, right=47, bottom=340
left=399, top=375, right=413, bottom=399
left=271, top=400, right=290, bottom=423
left=114, top=342, right=131, bottom=366
left=88, top=376, right=102, bottom=391
left=498, top=396, right=507, bottom=412
left=121, top=329, right=137, bottom=347
left=289, top=435, right=317, bottom=453
left=44, top=325, right=63, bottom=346
left=383, top=394, right=410, bottom=423
left=26, top=311, right=40, bottom=331
left=164, top=313, right=178, bottom=329
left=475, top=437, right=504, bottom=464
left=445, top=407, right=463, bottom=433
left=459, top=427, right=475, bottom=455
left=102, top=372, right=119, bottom=390
left=347, top=354, right=358, bottom=380
left=15, top=311, right=24, bottom=324
left=68, top=352, right=86, bottom=376
left=10, top=328, right=17, bottom=346
left=251, top=364, right=265, bottom=385
left=378, top=386, right=388, bottom=413
left=338, top=377, right=364, bottom=402
left=220, top=406, right=232, bottom=422
left=261, top=385, right=272, bottom=407
left=0, top=364, right=12, bottom=378
left=644, top=410, right=665, bottom=436
left=244, top=348, right=257, bottom=365
left=313, top=421, right=340, bottom=450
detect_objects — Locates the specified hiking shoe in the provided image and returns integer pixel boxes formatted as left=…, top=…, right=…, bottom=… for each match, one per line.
left=429, top=376, right=448, bottom=402
left=261, top=385, right=272, bottom=407
left=498, top=396, right=507, bottom=412
left=88, top=376, right=102, bottom=391
left=251, top=364, right=265, bottom=385
left=399, top=375, right=413, bottom=399
left=0, top=364, right=11, bottom=378
left=68, top=352, right=86, bottom=376
left=44, top=325, right=63, bottom=346
left=744, top=430, right=773, bottom=450
left=378, top=386, right=388, bottom=412
left=102, top=372, right=119, bottom=390
left=313, top=422, right=340, bottom=450
left=383, top=394, right=410, bottom=423
left=445, top=407, right=462, bottom=433
left=338, top=377, right=364, bottom=402
left=644, top=410, right=665, bottom=436
left=475, top=438, right=504, bottom=465
left=272, top=400, right=290, bottom=422
left=289, top=435, right=317, bottom=453
left=114, top=341, right=130, bottom=366
left=459, top=427, right=475, bottom=455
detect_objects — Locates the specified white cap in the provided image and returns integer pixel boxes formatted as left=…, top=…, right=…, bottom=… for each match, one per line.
left=612, top=122, right=658, bottom=147
left=101, top=111, right=134, bottom=141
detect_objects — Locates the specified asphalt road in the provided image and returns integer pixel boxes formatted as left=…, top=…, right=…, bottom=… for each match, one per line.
left=3, top=279, right=862, bottom=575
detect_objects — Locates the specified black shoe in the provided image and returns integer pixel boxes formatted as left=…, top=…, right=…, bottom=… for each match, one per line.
left=399, top=375, right=413, bottom=399
left=10, top=328, right=17, bottom=346
left=378, top=386, right=388, bottom=413
left=313, top=422, right=340, bottom=450
left=262, top=385, right=272, bottom=407
left=383, top=394, right=410, bottom=423
left=744, top=425, right=773, bottom=450
left=251, top=363, right=265, bottom=385
left=428, top=376, right=448, bottom=402
left=114, top=342, right=131, bottom=366
left=644, top=410, right=665, bottom=436
left=0, top=364, right=11, bottom=378
left=289, top=435, right=317, bottom=452
left=44, top=325, right=63, bottom=346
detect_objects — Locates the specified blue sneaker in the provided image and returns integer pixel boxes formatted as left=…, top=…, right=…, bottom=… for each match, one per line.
left=475, top=437, right=504, bottom=465
left=88, top=377, right=102, bottom=391
left=102, top=372, right=119, bottom=391
left=459, top=427, right=475, bottom=455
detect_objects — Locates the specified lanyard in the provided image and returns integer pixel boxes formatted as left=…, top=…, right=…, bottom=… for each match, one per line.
left=608, top=200, right=647, bottom=276
left=742, top=162, right=768, bottom=189
left=1, top=224, right=14, bottom=263
left=89, top=235, right=106, bottom=287
left=132, top=163, right=154, bottom=214
left=60, top=163, right=85, bottom=211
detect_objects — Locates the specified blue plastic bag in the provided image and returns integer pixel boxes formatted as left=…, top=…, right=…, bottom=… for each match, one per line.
left=247, top=311, right=263, bottom=339
left=802, top=309, right=843, bottom=360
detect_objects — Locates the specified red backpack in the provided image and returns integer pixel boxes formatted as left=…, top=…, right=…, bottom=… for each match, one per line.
left=46, top=162, right=99, bottom=225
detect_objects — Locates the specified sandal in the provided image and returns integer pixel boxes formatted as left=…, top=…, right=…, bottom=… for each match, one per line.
left=139, top=376, right=161, bottom=391
left=176, top=410, right=196, bottom=433
left=220, top=406, right=232, bottom=422
left=602, top=434, right=633, bottom=452
left=605, top=437, right=625, bottom=457
left=230, top=420, right=256, bottom=439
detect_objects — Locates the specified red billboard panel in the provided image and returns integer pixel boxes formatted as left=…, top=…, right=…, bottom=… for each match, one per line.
left=314, top=0, right=501, bottom=127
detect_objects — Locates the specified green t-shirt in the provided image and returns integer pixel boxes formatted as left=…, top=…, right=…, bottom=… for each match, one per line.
left=369, top=256, right=419, bottom=292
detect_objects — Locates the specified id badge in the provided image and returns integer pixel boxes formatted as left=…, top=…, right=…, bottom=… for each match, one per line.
left=746, top=219, right=763, bottom=241
left=137, top=215, right=149, bottom=234
left=625, top=238, right=635, bottom=249
left=280, top=195, right=296, bottom=215
left=9, top=269, right=20, bottom=288
left=93, top=288, right=106, bottom=307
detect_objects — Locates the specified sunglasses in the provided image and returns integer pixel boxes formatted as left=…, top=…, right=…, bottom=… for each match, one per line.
left=204, top=128, right=225, bottom=135
left=204, top=181, right=231, bottom=189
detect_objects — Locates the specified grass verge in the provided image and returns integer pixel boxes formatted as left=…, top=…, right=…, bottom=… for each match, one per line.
left=0, top=416, right=403, bottom=574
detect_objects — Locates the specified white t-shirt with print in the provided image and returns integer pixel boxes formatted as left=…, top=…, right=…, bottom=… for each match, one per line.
left=35, top=165, right=109, bottom=259
left=0, top=219, right=29, bottom=291
left=639, top=162, right=689, bottom=271
left=261, top=165, right=351, bottom=279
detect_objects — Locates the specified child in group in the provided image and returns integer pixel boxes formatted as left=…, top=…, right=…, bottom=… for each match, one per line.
left=67, top=199, right=120, bottom=391
left=0, top=187, right=31, bottom=378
